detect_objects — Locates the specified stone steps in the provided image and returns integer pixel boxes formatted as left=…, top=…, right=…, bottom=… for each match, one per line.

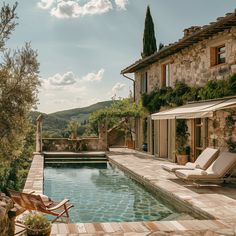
left=44, top=152, right=107, bottom=164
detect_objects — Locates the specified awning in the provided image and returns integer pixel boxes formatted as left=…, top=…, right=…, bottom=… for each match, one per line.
left=151, top=97, right=236, bottom=120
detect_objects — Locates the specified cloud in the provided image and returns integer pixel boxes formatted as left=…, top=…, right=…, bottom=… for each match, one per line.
left=111, top=82, right=126, bottom=95
left=83, top=0, right=113, bottom=15
left=82, top=69, right=104, bottom=81
left=48, top=71, right=77, bottom=86
left=37, top=0, right=128, bottom=18
left=37, top=0, right=55, bottom=9
left=50, top=0, right=112, bottom=18
left=40, top=69, right=104, bottom=90
left=115, top=0, right=128, bottom=10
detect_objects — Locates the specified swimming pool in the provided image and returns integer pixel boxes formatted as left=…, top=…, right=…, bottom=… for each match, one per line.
left=44, top=163, right=179, bottom=223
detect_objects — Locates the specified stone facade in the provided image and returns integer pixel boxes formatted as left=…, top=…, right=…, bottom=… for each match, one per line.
left=0, top=194, right=15, bottom=236
left=185, top=110, right=231, bottom=162
left=135, top=28, right=236, bottom=104
left=132, top=27, right=236, bottom=156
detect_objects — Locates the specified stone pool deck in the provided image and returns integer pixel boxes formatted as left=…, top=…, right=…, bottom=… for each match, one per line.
left=17, top=149, right=236, bottom=235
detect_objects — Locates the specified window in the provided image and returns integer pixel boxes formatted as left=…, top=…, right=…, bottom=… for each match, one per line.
left=140, top=72, right=148, bottom=94
left=210, top=45, right=226, bottom=66
left=162, top=64, right=171, bottom=87
left=216, top=45, right=226, bottom=64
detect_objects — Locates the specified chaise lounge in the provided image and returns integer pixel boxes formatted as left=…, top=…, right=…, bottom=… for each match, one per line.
left=161, top=147, right=219, bottom=172
left=7, top=189, right=74, bottom=223
left=174, top=151, right=236, bottom=184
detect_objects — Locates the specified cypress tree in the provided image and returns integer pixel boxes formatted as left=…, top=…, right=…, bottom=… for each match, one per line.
left=142, top=6, right=157, bottom=58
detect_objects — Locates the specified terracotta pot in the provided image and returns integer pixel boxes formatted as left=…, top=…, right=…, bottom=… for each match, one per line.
left=176, top=154, right=188, bottom=165
left=126, top=140, right=135, bottom=149
left=26, top=224, right=51, bottom=236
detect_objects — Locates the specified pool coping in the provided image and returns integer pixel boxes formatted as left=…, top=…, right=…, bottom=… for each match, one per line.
left=21, top=151, right=236, bottom=235
left=108, top=158, right=214, bottom=220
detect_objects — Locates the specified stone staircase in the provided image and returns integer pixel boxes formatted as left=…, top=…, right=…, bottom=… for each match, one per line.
left=43, top=152, right=107, bottom=164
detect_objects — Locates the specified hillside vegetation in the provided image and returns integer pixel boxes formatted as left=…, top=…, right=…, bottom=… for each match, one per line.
left=30, top=101, right=113, bottom=137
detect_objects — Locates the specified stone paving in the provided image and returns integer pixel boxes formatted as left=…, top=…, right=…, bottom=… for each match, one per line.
left=16, top=149, right=236, bottom=235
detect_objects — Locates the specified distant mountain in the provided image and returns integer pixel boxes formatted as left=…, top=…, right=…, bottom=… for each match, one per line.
left=30, top=100, right=113, bottom=137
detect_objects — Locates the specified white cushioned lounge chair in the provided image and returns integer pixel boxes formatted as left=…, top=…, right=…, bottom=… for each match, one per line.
left=161, top=147, right=219, bottom=172
left=175, top=152, right=236, bottom=184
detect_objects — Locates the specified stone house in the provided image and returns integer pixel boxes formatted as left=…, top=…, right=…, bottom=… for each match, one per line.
left=121, top=9, right=236, bottom=162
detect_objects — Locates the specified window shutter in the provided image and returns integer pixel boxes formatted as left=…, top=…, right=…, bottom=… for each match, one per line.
left=161, top=64, right=166, bottom=87
left=210, top=47, right=216, bottom=67
left=145, top=72, right=148, bottom=93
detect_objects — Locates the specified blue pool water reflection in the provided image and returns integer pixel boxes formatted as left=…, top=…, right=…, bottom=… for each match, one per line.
left=44, top=163, right=176, bottom=223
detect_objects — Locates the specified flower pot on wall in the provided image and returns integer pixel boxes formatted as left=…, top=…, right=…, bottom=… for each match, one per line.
left=176, top=154, right=188, bottom=165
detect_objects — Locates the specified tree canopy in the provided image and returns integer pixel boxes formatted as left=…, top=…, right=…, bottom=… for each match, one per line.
left=88, top=98, right=143, bottom=136
left=0, top=2, right=40, bottom=191
left=142, top=6, right=157, bottom=58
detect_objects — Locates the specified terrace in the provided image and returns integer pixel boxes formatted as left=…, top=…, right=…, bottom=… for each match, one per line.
left=15, top=148, right=236, bottom=235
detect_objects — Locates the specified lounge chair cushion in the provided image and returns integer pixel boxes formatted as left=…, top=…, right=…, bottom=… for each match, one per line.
left=194, top=147, right=219, bottom=170
left=161, top=162, right=196, bottom=172
left=161, top=147, right=219, bottom=172
left=175, top=152, right=236, bottom=180
left=207, top=152, right=236, bottom=177
left=175, top=169, right=218, bottom=180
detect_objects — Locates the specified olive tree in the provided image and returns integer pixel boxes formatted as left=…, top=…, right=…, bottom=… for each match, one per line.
left=0, top=2, right=40, bottom=191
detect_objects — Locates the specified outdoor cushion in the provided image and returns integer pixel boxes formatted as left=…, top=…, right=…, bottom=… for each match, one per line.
left=207, top=152, right=236, bottom=177
left=161, top=147, right=219, bottom=172
left=161, top=162, right=196, bottom=172
left=193, top=147, right=219, bottom=169
left=175, top=152, right=236, bottom=181
left=175, top=169, right=218, bottom=180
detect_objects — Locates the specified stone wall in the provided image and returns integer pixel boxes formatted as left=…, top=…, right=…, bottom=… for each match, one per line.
left=185, top=110, right=233, bottom=162
left=42, top=137, right=102, bottom=152
left=0, top=194, right=15, bottom=236
left=134, top=28, right=236, bottom=104
left=208, top=110, right=235, bottom=151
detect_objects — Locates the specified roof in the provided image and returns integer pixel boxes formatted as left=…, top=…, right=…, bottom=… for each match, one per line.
left=151, top=96, right=236, bottom=120
left=121, top=9, right=236, bottom=74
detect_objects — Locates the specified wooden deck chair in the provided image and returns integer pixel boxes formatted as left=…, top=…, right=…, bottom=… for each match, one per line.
left=161, top=147, right=219, bottom=172
left=7, top=189, right=74, bottom=223
left=175, top=152, right=236, bottom=185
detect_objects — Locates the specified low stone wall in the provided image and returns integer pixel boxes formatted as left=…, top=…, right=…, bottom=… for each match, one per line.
left=42, top=137, right=102, bottom=152
left=0, top=194, right=15, bottom=236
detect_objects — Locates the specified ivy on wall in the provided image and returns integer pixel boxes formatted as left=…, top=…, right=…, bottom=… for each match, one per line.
left=225, top=111, right=236, bottom=153
left=142, top=74, right=236, bottom=113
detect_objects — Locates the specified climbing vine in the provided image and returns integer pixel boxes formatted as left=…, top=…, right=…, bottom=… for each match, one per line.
left=142, top=74, right=236, bottom=113
left=225, top=111, right=236, bottom=153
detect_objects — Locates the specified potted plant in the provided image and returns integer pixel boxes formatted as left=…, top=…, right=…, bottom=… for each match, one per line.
left=23, top=212, right=51, bottom=236
left=175, top=120, right=190, bottom=165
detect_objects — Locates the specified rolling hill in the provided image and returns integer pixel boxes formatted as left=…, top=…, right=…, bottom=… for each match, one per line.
left=30, top=100, right=113, bottom=137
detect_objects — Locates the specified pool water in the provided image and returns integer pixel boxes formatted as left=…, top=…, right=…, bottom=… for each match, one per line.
left=44, top=163, right=176, bottom=223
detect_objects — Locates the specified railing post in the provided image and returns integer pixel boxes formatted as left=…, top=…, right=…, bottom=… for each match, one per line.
left=36, top=114, right=43, bottom=153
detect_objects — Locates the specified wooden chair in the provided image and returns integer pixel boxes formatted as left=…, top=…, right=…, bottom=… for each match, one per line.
left=7, top=189, right=74, bottom=223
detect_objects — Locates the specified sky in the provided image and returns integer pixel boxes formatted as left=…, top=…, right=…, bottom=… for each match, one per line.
left=5, top=0, right=236, bottom=113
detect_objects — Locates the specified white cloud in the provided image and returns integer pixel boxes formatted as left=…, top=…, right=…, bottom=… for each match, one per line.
left=82, top=0, right=113, bottom=15
left=50, top=0, right=112, bottom=18
left=82, top=69, right=104, bottom=81
left=37, top=0, right=128, bottom=18
left=48, top=71, right=77, bottom=86
left=115, top=0, right=128, bottom=10
left=111, top=82, right=126, bottom=96
left=37, top=0, right=55, bottom=9
left=40, top=69, right=104, bottom=91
